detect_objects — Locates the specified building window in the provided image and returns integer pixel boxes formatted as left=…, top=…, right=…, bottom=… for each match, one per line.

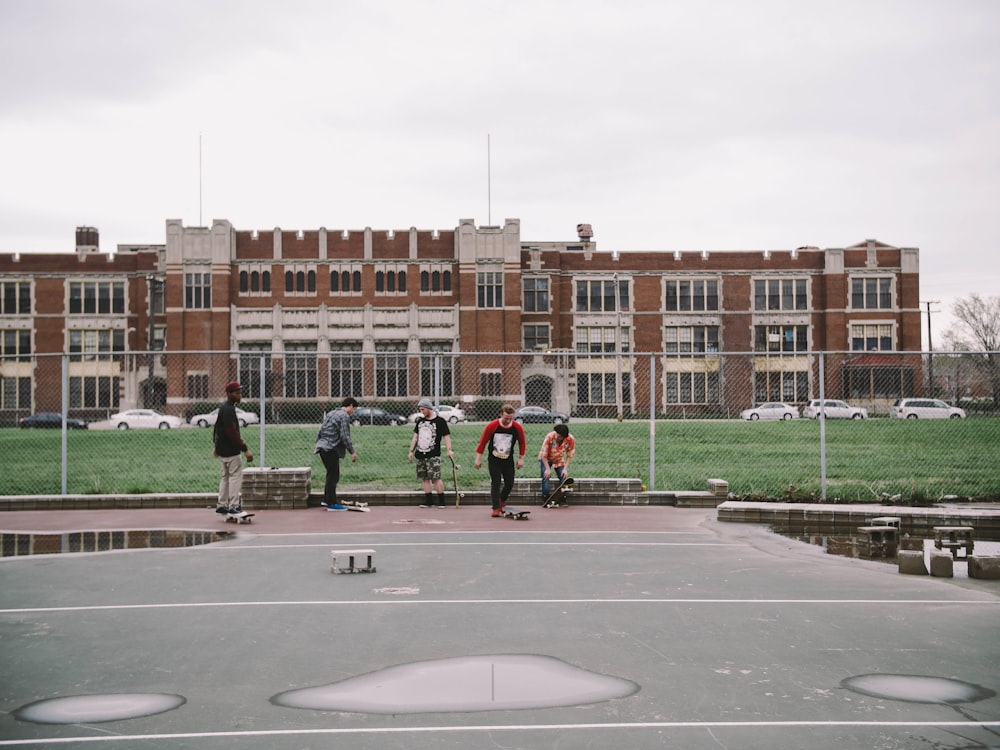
left=1, top=281, right=31, bottom=315
left=524, top=325, right=550, bottom=351
left=187, top=372, right=210, bottom=400
left=754, top=278, right=808, bottom=311
left=239, top=268, right=271, bottom=296
left=239, top=345, right=272, bottom=399
left=664, top=279, right=719, bottom=311
left=330, top=343, right=363, bottom=398
left=575, top=326, right=628, bottom=354
left=284, top=343, right=317, bottom=398
left=0, top=375, right=31, bottom=409
left=665, top=326, right=719, bottom=353
left=754, top=325, right=808, bottom=353
left=376, top=346, right=408, bottom=397
left=577, top=373, right=619, bottom=405
left=68, top=329, right=124, bottom=361
left=285, top=267, right=316, bottom=294
left=845, top=364, right=914, bottom=399
left=480, top=370, right=502, bottom=397
left=477, top=271, right=503, bottom=308
left=850, top=323, right=894, bottom=351
left=69, top=281, right=126, bottom=315
left=851, top=277, right=893, bottom=309
left=1, top=329, right=31, bottom=360
left=664, top=371, right=720, bottom=404
left=755, top=370, right=809, bottom=402
left=421, top=268, right=453, bottom=293
left=69, top=376, right=119, bottom=409
left=419, top=343, right=454, bottom=398
left=376, top=266, right=407, bottom=294
left=576, top=278, right=629, bottom=313
left=523, top=278, right=549, bottom=312
left=184, top=273, right=211, bottom=309
left=330, top=267, right=362, bottom=294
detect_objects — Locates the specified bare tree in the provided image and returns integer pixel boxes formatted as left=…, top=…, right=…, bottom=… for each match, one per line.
left=943, top=294, right=1000, bottom=406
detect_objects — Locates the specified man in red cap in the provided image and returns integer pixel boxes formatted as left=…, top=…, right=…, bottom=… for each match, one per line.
left=213, top=381, right=253, bottom=515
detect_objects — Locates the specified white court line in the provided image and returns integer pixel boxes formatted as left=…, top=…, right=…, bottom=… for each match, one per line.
left=210, top=541, right=737, bottom=550
left=3, top=598, right=998, bottom=615
left=0, top=720, right=997, bottom=745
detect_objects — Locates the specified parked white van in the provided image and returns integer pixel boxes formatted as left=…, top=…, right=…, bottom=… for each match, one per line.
left=890, top=398, right=966, bottom=419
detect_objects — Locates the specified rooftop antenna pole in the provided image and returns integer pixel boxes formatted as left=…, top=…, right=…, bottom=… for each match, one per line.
left=198, top=132, right=203, bottom=226
left=487, top=133, right=492, bottom=225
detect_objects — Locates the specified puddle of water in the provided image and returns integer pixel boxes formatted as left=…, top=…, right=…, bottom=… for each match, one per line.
left=842, top=674, right=996, bottom=704
left=271, top=654, right=639, bottom=714
left=14, top=693, right=186, bottom=724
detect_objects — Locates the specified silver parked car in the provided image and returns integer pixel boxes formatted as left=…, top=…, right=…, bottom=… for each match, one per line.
left=801, top=399, right=868, bottom=420
left=740, top=402, right=798, bottom=421
left=109, top=409, right=184, bottom=430
left=188, top=407, right=260, bottom=428
left=890, top=398, right=966, bottom=419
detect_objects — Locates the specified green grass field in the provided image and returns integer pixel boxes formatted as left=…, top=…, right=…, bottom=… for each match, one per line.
left=2, top=418, right=997, bottom=501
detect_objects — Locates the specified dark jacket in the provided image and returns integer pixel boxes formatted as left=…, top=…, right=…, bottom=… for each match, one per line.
left=213, top=401, right=247, bottom=458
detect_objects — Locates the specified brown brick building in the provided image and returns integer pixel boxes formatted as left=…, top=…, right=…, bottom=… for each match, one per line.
left=0, top=219, right=922, bottom=421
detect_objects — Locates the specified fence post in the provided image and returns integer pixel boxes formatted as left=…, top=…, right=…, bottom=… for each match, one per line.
left=648, top=353, right=656, bottom=491
left=61, top=354, right=69, bottom=495
left=258, top=354, right=267, bottom=466
left=819, top=352, right=827, bottom=501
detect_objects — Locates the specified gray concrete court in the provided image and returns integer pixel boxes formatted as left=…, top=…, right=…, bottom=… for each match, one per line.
left=1, top=506, right=999, bottom=749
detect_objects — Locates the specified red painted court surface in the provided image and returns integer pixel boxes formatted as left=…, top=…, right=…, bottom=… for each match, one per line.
left=2, top=506, right=999, bottom=749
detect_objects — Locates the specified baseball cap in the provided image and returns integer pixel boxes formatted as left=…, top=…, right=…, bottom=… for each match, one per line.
left=225, top=381, right=242, bottom=393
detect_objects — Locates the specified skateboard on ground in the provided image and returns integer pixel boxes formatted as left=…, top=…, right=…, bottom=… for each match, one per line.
left=501, top=506, right=531, bottom=520
left=449, top=455, right=465, bottom=507
left=225, top=510, right=255, bottom=524
left=343, top=500, right=370, bottom=513
left=543, top=476, right=574, bottom=508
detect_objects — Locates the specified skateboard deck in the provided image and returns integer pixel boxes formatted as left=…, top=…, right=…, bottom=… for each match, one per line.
left=225, top=511, right=255, bottom=524
left=344, top=501, right=370, bottom=513
left=543, top=476, right=574, bottom=507
left=501, top=506, right=531, bottom=520
left=449, top=455, right=465, bottom=507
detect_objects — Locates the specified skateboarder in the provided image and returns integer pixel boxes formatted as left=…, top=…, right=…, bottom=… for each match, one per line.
left=408, top=398, right=455, bottom=508
left=474, top=403, right=527, bottom=517
left=315, top=397, right=359, bottom=511
left=213, top=381, right=253, bottom=515
left=539, top=423, right=575, bottom=505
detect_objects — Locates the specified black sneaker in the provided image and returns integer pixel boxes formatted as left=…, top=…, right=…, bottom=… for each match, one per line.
left=215, top=506, right=229, bottom=515
left=228, top=506, right=243, bottom=515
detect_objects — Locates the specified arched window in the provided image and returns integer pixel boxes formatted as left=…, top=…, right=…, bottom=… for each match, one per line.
left=432, top=271, right=441, bottom=292
left=262, top=271, right=271, bottom=292
left=398, top=270, right=406, bottom=292
left=376, top=271, right=385, bottom=292
left=307, top=270, right=316, bottom=292
left=250, top=271, right=260, bottom=292
left=330, top=270, right=339, bottom=292
left=443, top=270, right=452, bottom=291
left=421, top=270, right=429, bottom=292
left=285, top=271, right=294, bottom=292
left=387, top=271, right=396, bottom=292
left=352, top=270, right=361, bottom=291
left=239, top=270, right=248, bottom=293
left=296, top=271, right=305, bottom=292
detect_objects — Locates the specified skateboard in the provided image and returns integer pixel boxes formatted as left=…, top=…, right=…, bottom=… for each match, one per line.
left=225, top=510, right=255, bottom=524
left=501, top=506, right=531, bottom=520
left=543, top=476, right=574, bottom=508
left=344, top=500, right=370, bottom=513
left=449, top=455, right=465, bottom=507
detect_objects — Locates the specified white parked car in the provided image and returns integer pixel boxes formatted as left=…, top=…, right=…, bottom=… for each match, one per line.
left=109, top=409, right=184, bottom=430
left=188, top=407, right=260, bottom=428
left=740, top=402, right=799, bottom=421
left=407, top=404, right=467, bottom=424
left=801, top=399, right=868, bottom=420
left=890, top=398, right=966, bottom=419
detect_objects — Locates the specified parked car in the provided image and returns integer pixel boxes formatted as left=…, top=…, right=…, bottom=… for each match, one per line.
left=188, top=407, right=260, bottom=428
left=350, top=407, right=408, bottom=426
left=18, top=412, right=88, bottom=429
left=109, top=409, right=184, bottom=430
left=407, top=404, right=467, bottom=424
left=801, top=399, right=868, bottom=420
left=740, top=402, right=798, bottom=421
left=890, top=398, right=966, bottom=419
left=513, top=406, right=570, bottom=424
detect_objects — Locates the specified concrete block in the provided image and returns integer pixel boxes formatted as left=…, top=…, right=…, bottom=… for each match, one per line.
left=929, top=551, right=954, bottom=578
left=968, top=556, right=1000, bottom=580
left=897, top=549, right=928, bottom=576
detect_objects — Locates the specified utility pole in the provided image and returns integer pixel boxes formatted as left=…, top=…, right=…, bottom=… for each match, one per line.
left=923, top=300, right=939, bottom=397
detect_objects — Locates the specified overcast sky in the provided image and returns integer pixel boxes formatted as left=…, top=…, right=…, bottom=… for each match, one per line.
left=1, top=0, right=997, bottom=345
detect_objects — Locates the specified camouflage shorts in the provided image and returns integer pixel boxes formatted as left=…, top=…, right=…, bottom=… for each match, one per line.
left=415, top=455, right=442, bottom=481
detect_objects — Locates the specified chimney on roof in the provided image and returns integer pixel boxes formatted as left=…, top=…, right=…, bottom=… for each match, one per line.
left=576, top=223, right=594, bottom=242
left=75, top=226, right=100, bottom=254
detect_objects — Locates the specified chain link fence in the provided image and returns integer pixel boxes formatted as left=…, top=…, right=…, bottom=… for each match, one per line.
left=3, top=349, right=998, bottom=501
